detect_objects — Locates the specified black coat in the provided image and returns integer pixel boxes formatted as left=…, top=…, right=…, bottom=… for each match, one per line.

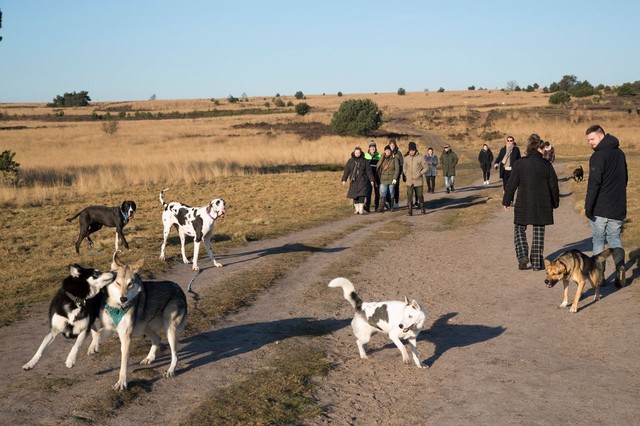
left=494, top=145, right=521, bottom=178
left=342, top=153, right=375, bottom=199
left=478, top=148, right=494, bottom=165
left=585, top=134, right=628, bottom=220
left=502, top=151, right=559, bottom=225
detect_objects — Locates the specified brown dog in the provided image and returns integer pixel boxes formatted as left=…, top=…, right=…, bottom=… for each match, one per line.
left=544, top=248, right=611, bottom=313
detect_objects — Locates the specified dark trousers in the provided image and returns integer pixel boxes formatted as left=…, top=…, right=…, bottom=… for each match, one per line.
left=365, top=183, right=380, bottom=211
left=425, top=176, right=435, bottom=192
left=481, top=164, right=491, bottom=181
left=406, top=185, right=424, bottom=211
left=514, top=224, right=545, bottom=269
left=502, top=169, right=512, bottom=191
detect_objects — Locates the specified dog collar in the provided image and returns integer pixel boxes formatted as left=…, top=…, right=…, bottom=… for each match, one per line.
left=104, top=302, right=132, bottom=326
left=207, top=211, right=217, bottom=221
left=65, top=291, right=86, bottom=307
left=120, top=208, right=129, bottom=223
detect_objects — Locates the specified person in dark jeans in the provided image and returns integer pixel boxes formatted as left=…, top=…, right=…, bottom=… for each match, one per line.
left=478, top=143, right=494, bottom=185
left=364, top=140, right=381, bottom=213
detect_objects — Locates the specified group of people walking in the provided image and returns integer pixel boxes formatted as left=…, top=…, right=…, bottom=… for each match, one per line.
left=341, top=140, right=460, bottom=216
left=342, top=127, right=628, bottom=286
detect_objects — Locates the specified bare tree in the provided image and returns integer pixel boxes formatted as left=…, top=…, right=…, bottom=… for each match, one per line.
left=506, top=80, right=518, bottom=91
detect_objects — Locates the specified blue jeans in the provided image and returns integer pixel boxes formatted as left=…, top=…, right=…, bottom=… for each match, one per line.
left=444, top=175, right=455, bottom=189
left=379, top=184, right=395, bottom=205
left=590, top=216, right=624, bottom=255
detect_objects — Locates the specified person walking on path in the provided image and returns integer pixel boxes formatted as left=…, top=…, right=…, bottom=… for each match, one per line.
left=376, top=145, right=400, bottom=212
left=342, top=146, right=375, bottom=215
left=494, top=136, right=521, bottom=192
left=441, top=144, right=459, bottom=193
left=424, top=147, right=438, bottom=193
left=502, top=134, right=560, bottom=271
left=478, top=143, right=494, bottom=185
left=388, top=139, right=404, bottom=209
left=364, top=140, right=381, bottom=213
left=403, top=141, right=428, bottom=215
left=585, top=124, right=628, bottom=287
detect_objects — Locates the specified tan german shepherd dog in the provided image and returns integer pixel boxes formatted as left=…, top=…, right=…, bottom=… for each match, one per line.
left=544, top=248, right=611, bottom=313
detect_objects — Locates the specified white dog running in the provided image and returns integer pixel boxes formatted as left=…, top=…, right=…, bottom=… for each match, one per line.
left=328, top=277, right=428, bottom=368
left=159, top=188, right=226, bottom=271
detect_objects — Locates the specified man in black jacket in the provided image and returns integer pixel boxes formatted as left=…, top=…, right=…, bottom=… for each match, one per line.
left=585, top=125, right=628, bottom=288
left=503, top=134, right=560, bottom=271
left=494, top=136, right=521, bottom=191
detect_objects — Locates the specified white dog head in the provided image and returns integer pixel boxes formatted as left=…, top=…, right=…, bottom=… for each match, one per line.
left=401, top=298, right=427, bottom=333
left=207, top=198, right=226, bottom=220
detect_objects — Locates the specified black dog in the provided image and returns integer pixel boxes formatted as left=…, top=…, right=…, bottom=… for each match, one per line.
left=67, top=201, right=137, bottom=253
left=572, top=165, right=584, bottom=182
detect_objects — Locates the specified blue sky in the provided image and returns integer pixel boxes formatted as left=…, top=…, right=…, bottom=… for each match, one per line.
left=1, top=1, right=638, bottom=102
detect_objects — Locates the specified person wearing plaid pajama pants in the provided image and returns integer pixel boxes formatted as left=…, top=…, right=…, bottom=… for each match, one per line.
left=503, top=134, right=560, bottom=271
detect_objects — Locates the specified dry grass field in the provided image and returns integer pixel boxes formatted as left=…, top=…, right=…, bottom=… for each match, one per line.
left=1, top=90, right=638, bottom=327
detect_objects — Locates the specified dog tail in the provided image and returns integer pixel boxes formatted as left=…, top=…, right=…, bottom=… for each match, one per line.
left=66, top=211, right=81, bottom=222
left=159, top=188, right=170, bottom=208
left=328, top=277, right=363, bottom=311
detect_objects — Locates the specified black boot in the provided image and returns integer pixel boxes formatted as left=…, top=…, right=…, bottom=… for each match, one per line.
left=612, top=248, right=626, bottom=288
left=408, top=204, right=413, bottom=216
left=420, top=194, right=426, bottom=214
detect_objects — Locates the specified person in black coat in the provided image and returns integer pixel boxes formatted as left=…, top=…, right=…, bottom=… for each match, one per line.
left=342, top=146, right=375, bottom=215
left=478, top=144, right=494, bottom=185
left=585, top=124, right=628, bottom=287
left=502, top=134, right=560, bottom=271
left=494, top=136, right=521, bottom=191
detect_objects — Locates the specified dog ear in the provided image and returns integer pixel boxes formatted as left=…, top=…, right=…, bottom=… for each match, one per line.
left=544, top=259, right=551, bottom=267
left=132, top=258, right=145, bottom=273
left=206, top=205, right=212, bottom=214
left=69, top=264, right=82, bottom=278
left=404, top=296, right=410, bottom=305
left=112, top=252, right=125, bottom=270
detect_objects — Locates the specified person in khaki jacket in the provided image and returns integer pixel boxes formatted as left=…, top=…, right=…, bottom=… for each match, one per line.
left=403, top=141, right=428, bottom=215
left=376, top=145, right=400, bottom=212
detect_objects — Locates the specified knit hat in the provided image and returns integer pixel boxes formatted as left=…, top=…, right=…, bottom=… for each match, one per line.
left=408, top=141, right=417, bottom=151
left=369, top=140, right=377, bottom=148
left=384, top=145, right=391, bottom=151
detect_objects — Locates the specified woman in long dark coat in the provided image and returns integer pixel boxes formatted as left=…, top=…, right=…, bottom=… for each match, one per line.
left=342, top=146, right=375, bottom=215
left=502, top=134, right=560, bottom=271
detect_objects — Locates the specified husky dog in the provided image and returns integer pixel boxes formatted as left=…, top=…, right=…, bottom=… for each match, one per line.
left=23, top=265, right=116, bottom=371
left=544, top=248, right=611, bottom=313
left=89, top=254, right=187, bottom=390
left=159, top=188, right=226, bottom=271
left=328, top=277, right=428, bottom=368
left=67, top=200, right=137, bottom=253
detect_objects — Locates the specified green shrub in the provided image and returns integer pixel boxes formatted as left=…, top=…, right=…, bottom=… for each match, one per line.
left=437, top=87, right=445, bottom=92
left=0, top=150, right=20, bottom=185
left=227, top=95, right=239, bottom=103
left=101, top=120, right=119, bottom=136
left=549, top=91, right=571, bottom=105
left=47, top=90, right=91, bottom=107
left=294, top=91, right=304, bottom=100
left=337, top=91, right=343, bottom=97
left=397, top=88, right=406, bottom=96
left=331, top=98, right=382, bottom=136
left=274, top=98, right=285, bottom=107
left=295, top=102, right=310, bottom=116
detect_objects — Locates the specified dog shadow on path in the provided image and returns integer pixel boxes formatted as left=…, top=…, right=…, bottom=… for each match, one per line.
left=177, top=317, right=350, bottom=372
left=217, top=243, right=349, bottom=267
left=418, top=312, right=505, bottom=367
left=546, top=238, right=593, bottom=260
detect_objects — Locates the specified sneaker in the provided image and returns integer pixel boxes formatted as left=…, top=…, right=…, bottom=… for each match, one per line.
left=446, top=188, right=450, bottom=194
left=393, top=202, right=399, bottom=209
left=615, top=266, right=626, bottom=288
left=518, top=258, right=529, bottom=270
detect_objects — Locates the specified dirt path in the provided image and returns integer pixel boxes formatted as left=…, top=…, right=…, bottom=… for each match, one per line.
left=1, top=165, right=638, bottom=425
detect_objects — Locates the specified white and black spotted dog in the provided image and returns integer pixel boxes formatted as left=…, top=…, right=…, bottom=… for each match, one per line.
left=329, top=277, right=428, bottom=368
left=159, top=188, right=226, bottom=271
